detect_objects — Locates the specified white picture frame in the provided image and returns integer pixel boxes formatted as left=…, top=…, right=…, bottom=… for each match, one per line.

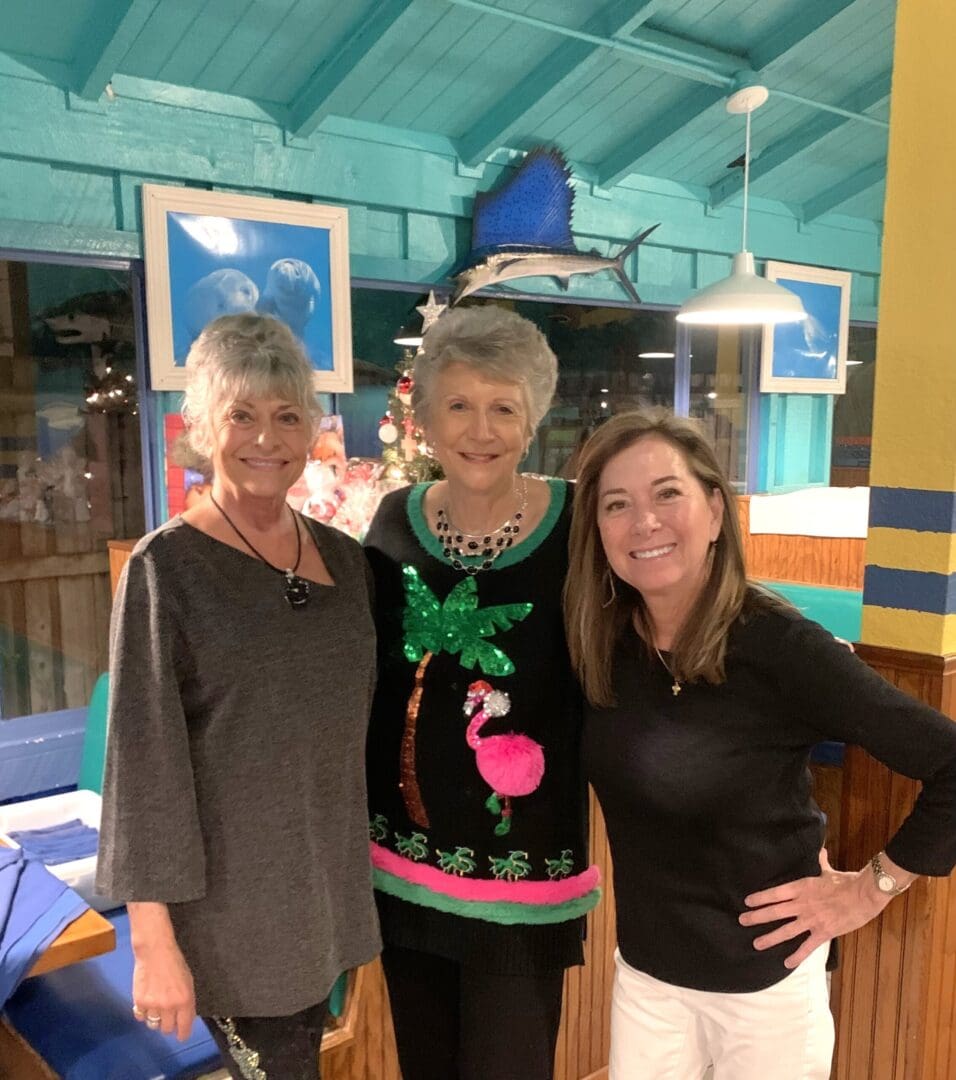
left=760, top=261, right=851, bottom=394
left=142, top=184, right=353, bottom=393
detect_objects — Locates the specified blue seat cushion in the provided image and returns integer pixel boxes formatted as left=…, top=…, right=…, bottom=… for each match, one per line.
left=3, top=909, right=220, bottom=1080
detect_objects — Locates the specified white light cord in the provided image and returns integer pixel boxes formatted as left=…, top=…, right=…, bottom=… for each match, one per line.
left=742, top=107, right=751, bottom=253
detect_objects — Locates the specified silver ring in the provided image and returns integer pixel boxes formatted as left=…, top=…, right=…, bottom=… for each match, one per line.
left=146, top=1018, right=161, bottom=1029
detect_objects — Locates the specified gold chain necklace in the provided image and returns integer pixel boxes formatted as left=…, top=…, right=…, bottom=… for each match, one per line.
left=654, top=645, right=682, bottom=696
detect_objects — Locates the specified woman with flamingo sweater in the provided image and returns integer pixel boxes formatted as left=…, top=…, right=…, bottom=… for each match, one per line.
left=364, top=306, right=600, bottom=1080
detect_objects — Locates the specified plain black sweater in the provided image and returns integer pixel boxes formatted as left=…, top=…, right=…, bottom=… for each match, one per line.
left=584, top=598, right=956, bottom=993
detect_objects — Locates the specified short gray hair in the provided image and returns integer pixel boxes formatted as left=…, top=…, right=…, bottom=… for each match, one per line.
left=181, top=314, right=321, bottom=464
left=412, top=305, right=557, bottom=438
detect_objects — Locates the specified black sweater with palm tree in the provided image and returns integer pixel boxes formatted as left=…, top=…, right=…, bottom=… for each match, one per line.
left=364, top=479, right=599, bottom=974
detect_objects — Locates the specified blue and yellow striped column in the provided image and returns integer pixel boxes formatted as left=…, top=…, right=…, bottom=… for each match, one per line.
left=861, top=0, right=956, bottom=657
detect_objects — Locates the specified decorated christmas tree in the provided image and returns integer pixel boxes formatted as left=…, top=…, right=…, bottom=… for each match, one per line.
left=377, top=292, right=446, bottom=484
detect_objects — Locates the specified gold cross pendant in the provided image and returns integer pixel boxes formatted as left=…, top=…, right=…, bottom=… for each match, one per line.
left=671, top=682, right=682, bottom=696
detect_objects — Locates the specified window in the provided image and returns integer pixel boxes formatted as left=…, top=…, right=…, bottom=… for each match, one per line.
left=686, top=325, right=759, bottom=491
left=0, top=257, right=145, bottom=719
left=341, top=285, right=679, bottom=480
left=831, top=323, right=877, bottom=486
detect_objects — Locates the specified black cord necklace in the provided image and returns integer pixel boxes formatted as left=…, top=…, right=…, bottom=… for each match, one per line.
left=209, top=494, right=311, bottom=609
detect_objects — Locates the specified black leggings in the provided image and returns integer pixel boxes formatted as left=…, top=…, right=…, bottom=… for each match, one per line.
left=204, top=996, right=330, bottom=1080
left=382, top=944, right=565, bottom=1080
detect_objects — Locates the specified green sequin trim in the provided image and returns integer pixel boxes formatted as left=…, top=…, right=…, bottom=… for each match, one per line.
left=407, top=477, right=566, bottom=569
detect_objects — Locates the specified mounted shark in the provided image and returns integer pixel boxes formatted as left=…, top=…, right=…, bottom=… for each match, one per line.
left=41, top=290, right=135, bottom=350
left=451, top=148, right=659, bottom=305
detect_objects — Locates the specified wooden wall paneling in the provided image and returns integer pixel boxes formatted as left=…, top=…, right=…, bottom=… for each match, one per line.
left=831, top=648, right=956, bottom=1080
left=736, top=496, right=866, bottom=589
left=56, top=572, right=102, bottom=708
left=0, top=552, right=109, bottom=585
left=91, top=569, right=112, bottom=676
left=554, top=790, right=617, bottom=1080
left=118, top=411, right=145, bottom=538
left=321, top=959, right=400, bottom=1080
left=85, top=412, right=115, bottom=541
left=107, top=538, right=137, bottom=594
left=0, top=580, right=28, bottom=719
left=810, top=762, right=843, bottom=866
left=23, top=577, right=61, bottom=715
left=830, top=466, right=869, bottom=488
left=922, top=874, right=955, bottom=1080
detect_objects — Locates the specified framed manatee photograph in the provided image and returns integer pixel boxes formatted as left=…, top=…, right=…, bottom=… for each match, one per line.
left=142, top=184, right=353, bottom=393
left=760, top=262, right=851, bottom=394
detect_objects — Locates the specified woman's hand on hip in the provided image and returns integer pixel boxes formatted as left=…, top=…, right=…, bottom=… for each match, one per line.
left=738, top=849, right=888, bottom=970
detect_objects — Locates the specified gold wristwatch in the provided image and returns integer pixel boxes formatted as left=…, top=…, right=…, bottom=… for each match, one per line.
left=870, top=852, right=911, bottom=897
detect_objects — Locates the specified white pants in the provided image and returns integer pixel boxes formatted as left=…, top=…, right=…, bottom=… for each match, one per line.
left=610, top=946, right=834, bottom=1080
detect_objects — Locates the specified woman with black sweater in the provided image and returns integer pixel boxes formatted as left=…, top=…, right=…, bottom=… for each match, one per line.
left=565, top=410, right=956, bottom=1080
left=365, top=306, right=599, bottom=1080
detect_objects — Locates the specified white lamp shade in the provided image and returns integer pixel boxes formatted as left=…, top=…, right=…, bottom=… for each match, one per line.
left=677, top=252, right=807, bottom=326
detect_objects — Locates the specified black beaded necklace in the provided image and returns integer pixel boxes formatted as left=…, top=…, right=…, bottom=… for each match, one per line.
left=209, top=494, right=311, bottom=608
left=435, top=479, right=528, bottom=575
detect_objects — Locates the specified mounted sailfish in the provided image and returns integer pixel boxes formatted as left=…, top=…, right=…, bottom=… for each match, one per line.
left=451, top=148, right=658, bottom=305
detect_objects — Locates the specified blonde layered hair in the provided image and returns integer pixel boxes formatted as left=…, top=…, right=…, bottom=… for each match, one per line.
left=564, top=410, right=789, bottom=707
left=182, top=314, right=321, bottom=467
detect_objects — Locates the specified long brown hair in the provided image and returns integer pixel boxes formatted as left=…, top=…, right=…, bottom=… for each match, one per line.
left=564, top=409, right=787, bottom=707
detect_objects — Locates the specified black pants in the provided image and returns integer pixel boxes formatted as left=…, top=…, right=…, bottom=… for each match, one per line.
left=382, top=944, right=565, bottom=1080
left=204, top=996, right=330, bottom=1080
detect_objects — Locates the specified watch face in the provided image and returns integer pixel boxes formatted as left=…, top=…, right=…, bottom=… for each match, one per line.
left=877, top=874, right=896, bottom=893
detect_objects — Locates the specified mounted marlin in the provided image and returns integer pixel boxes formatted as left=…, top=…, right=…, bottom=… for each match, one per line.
left=451, top=148, right=659, bottom=305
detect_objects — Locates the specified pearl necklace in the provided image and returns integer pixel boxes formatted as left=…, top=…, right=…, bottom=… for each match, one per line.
left=435, top=478, right=528, bottom=575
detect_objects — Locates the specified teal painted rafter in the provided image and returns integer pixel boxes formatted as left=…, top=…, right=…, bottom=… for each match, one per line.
left=596, top=0, right=863, bottom=187
left=709, top=71, right=891, bottom=210
left=288, top=0, right=413, bottom=139
left=0, top=50, right=73, bottom=88
left=444, top=0, right=745, bottom=87
left=749, top=0, right=862, bottom=71
left=802, top=160, right=885, bottom=223
left=597, top=84, right=726, bottom=188
left=109, top=74, right=284, bottom=125
left=456, top=0, right=654, bottom=167
left=71, top=0, right=160, bottom=100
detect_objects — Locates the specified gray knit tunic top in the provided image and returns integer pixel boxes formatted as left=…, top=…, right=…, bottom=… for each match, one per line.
left=95, top=515, right=381, bottom=1017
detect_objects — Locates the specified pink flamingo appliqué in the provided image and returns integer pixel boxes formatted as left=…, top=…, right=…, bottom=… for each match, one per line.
left=464, top=680, right=545, bottom=836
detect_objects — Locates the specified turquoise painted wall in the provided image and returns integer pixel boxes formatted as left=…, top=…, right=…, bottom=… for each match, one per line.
left=0, top=62, right=882, bottom=494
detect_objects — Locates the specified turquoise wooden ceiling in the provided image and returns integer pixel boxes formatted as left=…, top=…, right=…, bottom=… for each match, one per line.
left=0, top=0, right=893, bottom=227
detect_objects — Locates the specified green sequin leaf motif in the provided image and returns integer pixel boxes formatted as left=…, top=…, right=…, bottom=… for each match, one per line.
left=401, top=566, right=532, bottom=676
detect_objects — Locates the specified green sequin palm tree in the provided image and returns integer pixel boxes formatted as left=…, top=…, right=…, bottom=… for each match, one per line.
left=400, top=565, right=532, bottom=828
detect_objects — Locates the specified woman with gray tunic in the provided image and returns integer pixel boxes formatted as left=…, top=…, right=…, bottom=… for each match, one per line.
left=96, top=314, right=380, bottom=1079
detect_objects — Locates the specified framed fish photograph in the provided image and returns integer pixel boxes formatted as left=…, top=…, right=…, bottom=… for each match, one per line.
left=759, top=262, right=851, bottom=394
left=142, top=184, right=353, bottom=392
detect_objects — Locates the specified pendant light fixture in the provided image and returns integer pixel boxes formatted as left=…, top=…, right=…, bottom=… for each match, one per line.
left=677, top=86, right=807, bottom=326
